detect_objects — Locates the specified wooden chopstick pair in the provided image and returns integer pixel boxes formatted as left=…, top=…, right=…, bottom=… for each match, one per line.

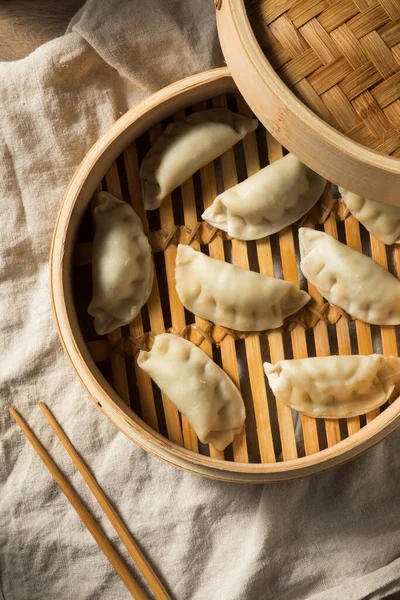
left=9, top=404, right=171, bottom=600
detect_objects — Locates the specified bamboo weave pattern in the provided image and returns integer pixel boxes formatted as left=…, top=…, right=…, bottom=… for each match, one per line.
left=246, top=0, right=400, bottom=156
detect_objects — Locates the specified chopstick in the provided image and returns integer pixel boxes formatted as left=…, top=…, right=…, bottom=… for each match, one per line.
left=9, top=407, right=169, bottom=600
left=9, top=408, right=146, bottom=599
left=37, top=402, right=170, bottom=600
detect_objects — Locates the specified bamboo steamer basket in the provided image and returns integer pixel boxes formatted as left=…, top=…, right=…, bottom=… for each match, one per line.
left=51, top=67, right=400, bottom=483
left=216, top=0, right=400, bottom=205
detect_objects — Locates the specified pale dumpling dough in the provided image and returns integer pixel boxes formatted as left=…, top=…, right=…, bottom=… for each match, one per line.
left=88, top=191, right=154, bottom=335
left=340, top=187, right=400, bottom=245
left=202, top=153, right=326, bottom=240
left=137, top=334, right=245, bottom=450
left=175, top=245, right=310, bottom=331
left=264, top=354, right=400, bottom=418
left=299, top=227, right=400, bottom=325
left=139, top=108, right=258, bottom=210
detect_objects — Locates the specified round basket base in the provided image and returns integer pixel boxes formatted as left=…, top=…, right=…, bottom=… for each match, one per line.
left=51, top=68, right=400, bottom=483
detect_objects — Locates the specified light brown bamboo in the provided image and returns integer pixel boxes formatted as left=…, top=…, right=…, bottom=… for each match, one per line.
left=281, top=222, right=321, bottom=455
left=198, top=98, right=247, bottom=462
left=213, top=95, right=276, bottom=463
left=301, top=215, right=334, bottom=447
left=161, top=111, right=200, bottom=453
left=139, top=125, right=183, bottom=447
left=341, top=202, right=369, bottom=433
left=323, top=206, right=347, bottom=445
left=240, top=94, right=300, bottom=461
left=368, top=234, right=397, bottom=422
left=264, top=132, right=299, bottom=460
left=263, top=140, right=319, bottom=456
left=38, top=402, right=170, bottom=600
left=123, top=144, right=158, bottom=431
left=217, top=0, right=400, bottom=205
left=10, top=408, right=148, bottom=600
left=102, top=166, right=131, bottom=407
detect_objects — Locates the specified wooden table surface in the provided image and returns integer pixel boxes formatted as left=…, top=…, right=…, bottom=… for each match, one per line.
left=0, top=0, right=85, bottom=61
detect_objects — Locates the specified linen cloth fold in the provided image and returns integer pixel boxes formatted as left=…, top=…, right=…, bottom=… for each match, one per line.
left=0, top=1, right=399, bottom=599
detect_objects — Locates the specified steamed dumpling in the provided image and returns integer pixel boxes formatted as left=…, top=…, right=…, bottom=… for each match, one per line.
left=202, top=153, right=326, bottom=240
left=88, top=191, right=154, bottom=335
left=340, top=188, right=400, bottom=245
left=137, top=334, right=245, bottom=450
left=299, top=227, right=400, bottom=324
left=139, top=108, right=258, bottom=210
left=264, top=354, right=400, bottom=418
left=175, top=245, right=310, bottom=331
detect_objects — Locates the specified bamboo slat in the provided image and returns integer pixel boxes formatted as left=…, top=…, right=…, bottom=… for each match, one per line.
left=263, top=140, right=320, bottom=455
left=213, top=95, right=276, bottom=463
left=100, top=172, right=130, bottom=407
left=142, top=125, right=186, bottom=448
left=161, top=113, right=200, bottom=454
left=341, top=208, right=364, bottom=435
left=123, top=145, right=158, bottom=431
left=367, top=234, right=397, bottom=422
left=195, top=100, right=246, bottom=462
left=322, top=200, right=348, bottom=446
left=282, top=222, right=321, bottom=456
left=264, top=133, right=298, bottom=461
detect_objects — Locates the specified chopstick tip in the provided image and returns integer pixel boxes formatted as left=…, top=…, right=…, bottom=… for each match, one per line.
left=38, top=402, right=53, bottom=420
left=9, top=407, right=24, bottom=428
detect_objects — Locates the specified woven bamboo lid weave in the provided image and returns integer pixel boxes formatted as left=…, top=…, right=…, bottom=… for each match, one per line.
left=216, top=0, right=400, bottom=205
left=248, top=0, right=400, bottom=156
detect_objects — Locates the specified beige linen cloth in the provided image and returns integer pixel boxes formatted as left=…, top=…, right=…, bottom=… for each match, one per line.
left=1, top=1, right=400, bottom=599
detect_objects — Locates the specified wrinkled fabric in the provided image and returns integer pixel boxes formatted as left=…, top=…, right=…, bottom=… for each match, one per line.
left=0, top=2, right=399, bottom=599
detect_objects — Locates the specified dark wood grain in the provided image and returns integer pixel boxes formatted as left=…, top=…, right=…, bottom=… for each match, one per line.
left=0, top=0, right=85, bottom=61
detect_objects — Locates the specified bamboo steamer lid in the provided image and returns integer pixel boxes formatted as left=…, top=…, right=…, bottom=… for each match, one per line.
left=215, top=0, right=400, bottom=205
